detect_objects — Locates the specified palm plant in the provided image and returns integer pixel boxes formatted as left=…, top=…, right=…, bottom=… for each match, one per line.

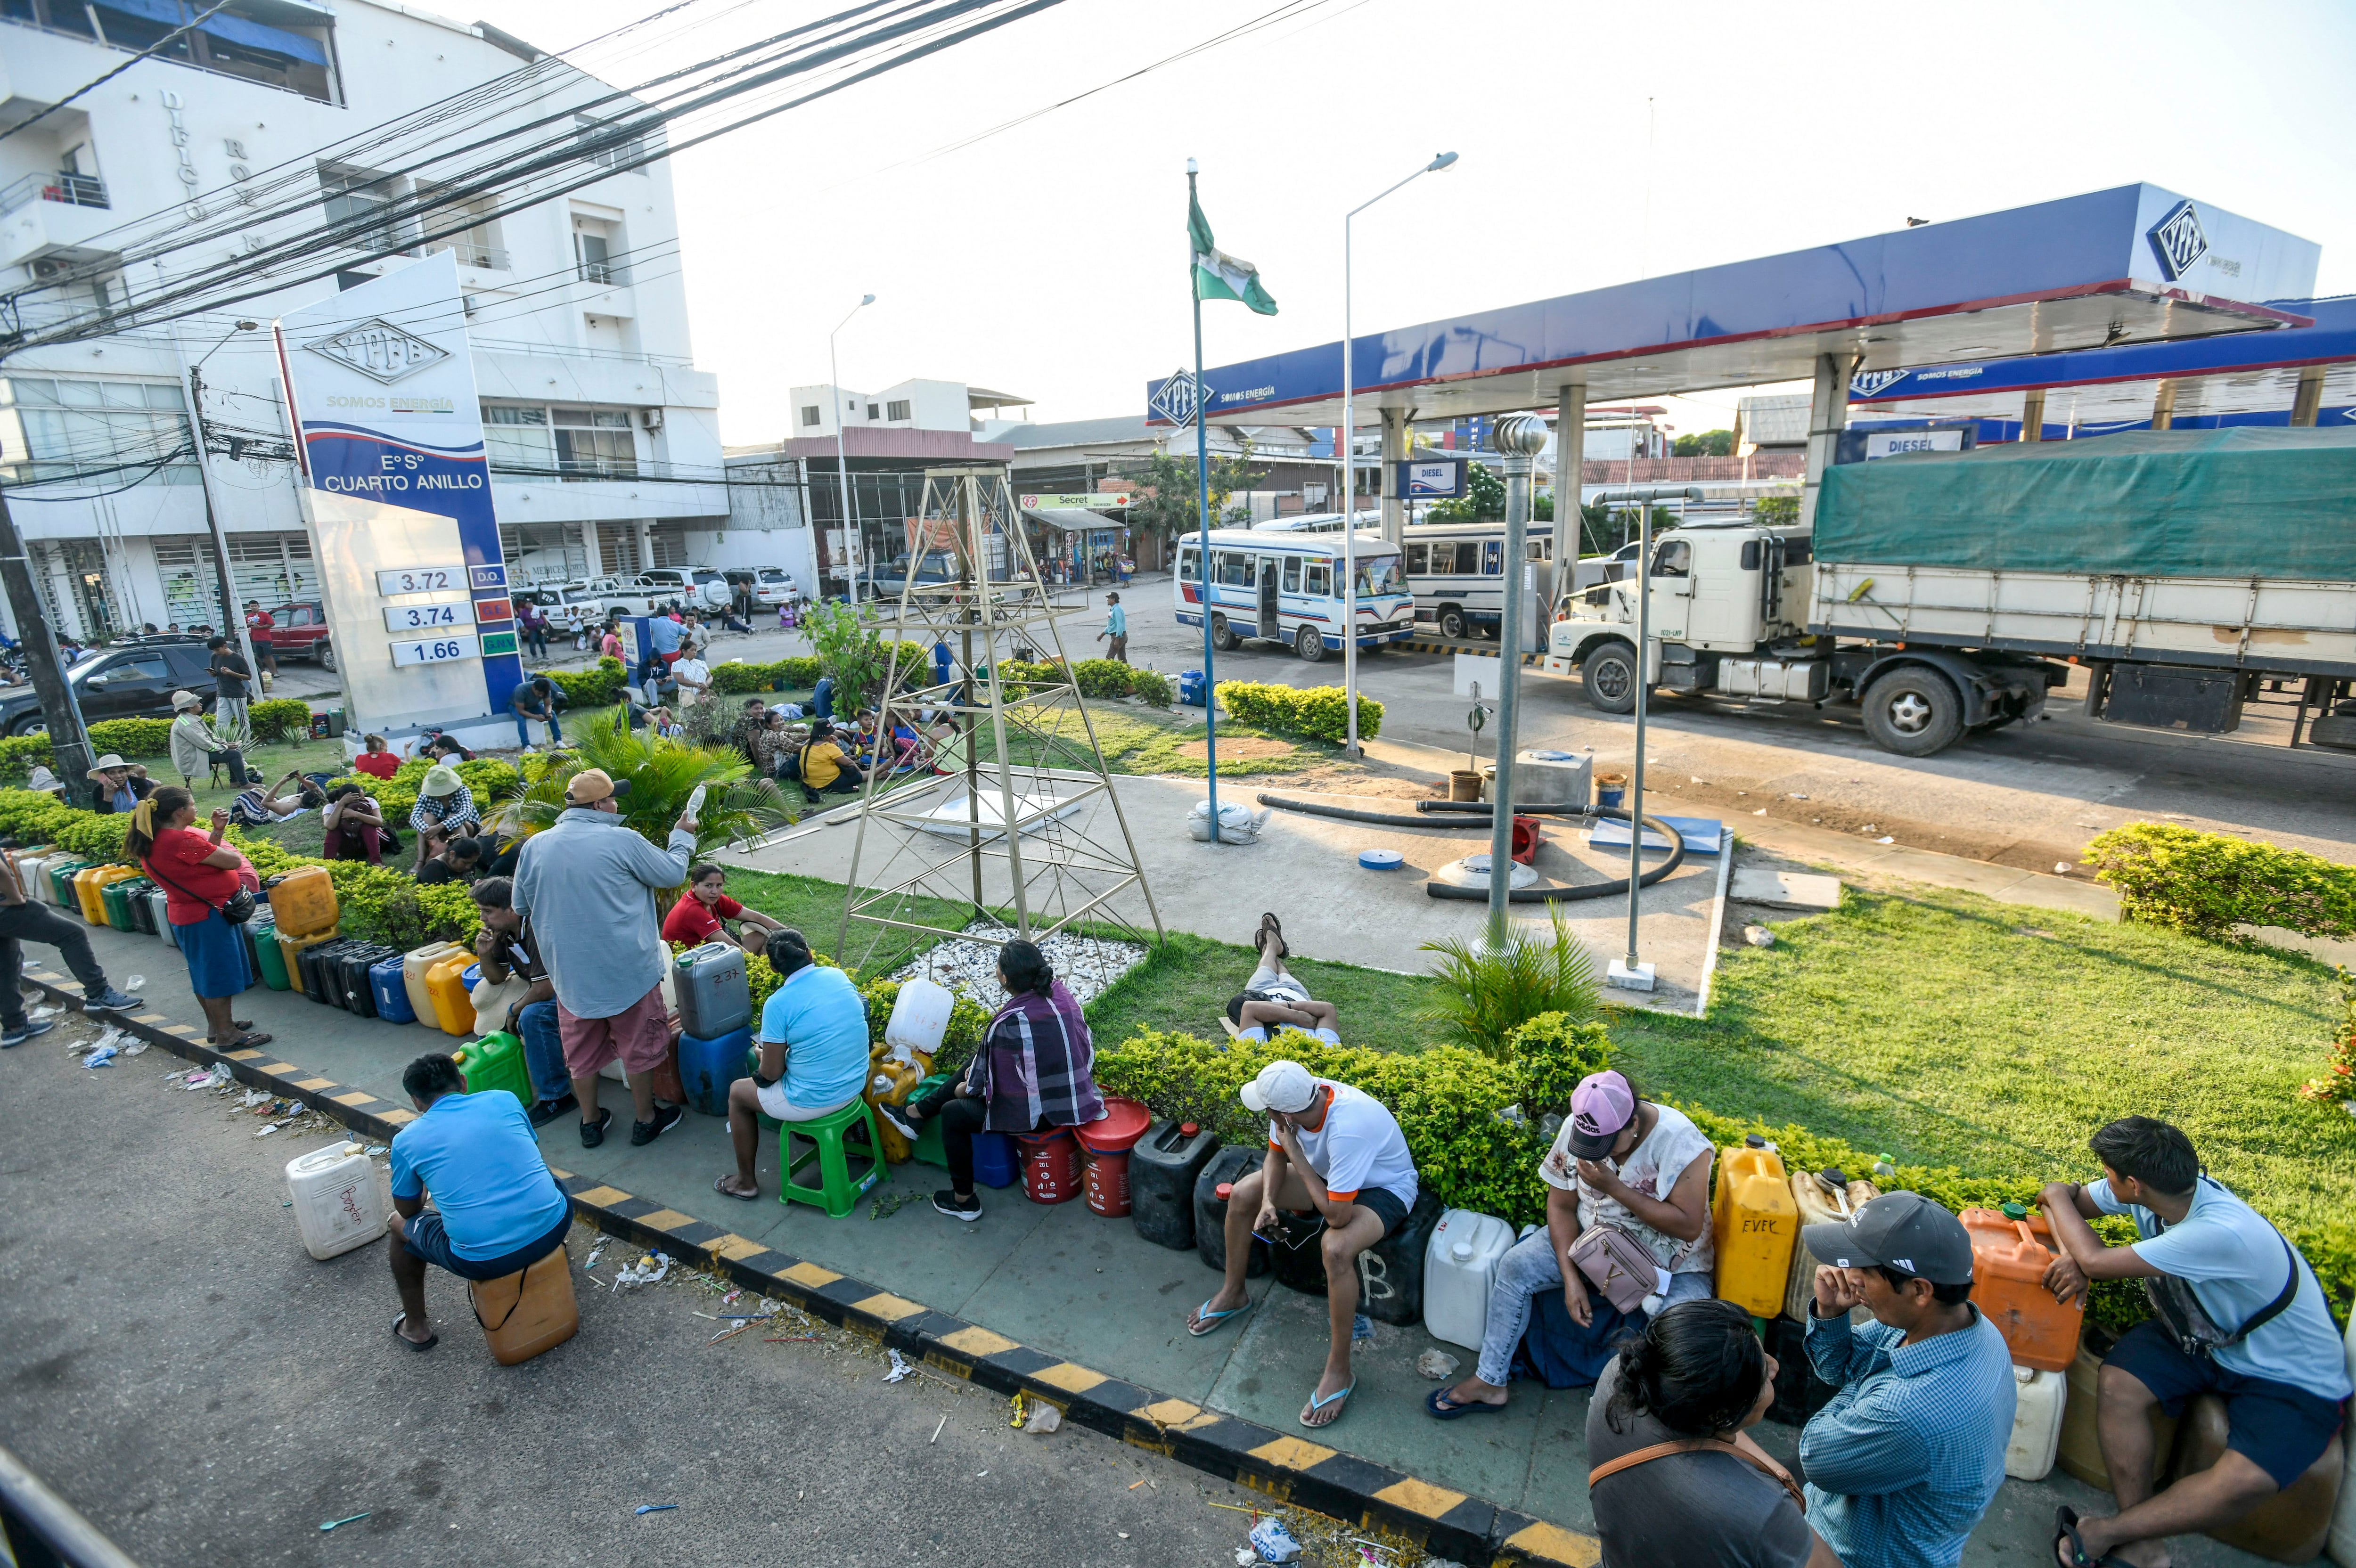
left=1418, top=906, right=1602, bottom=1060
left=488, top=709, right=796, bottom=856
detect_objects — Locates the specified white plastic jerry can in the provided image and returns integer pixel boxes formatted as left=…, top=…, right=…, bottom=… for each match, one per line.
left=884, top=976, right=955, bottom=1059
left=1422, top=1208, right=1516, bottom=1352
left=2005, top=1363, right=2065, bottom=1481
left=285, top=1143, right=389, bottom=1260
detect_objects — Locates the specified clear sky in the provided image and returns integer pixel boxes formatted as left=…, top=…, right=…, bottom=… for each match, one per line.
left=474, top=0, right=2356, bottom=444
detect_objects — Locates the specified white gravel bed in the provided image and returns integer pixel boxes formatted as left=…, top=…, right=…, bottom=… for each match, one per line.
left=891, top=919, right=1147, bottom=1012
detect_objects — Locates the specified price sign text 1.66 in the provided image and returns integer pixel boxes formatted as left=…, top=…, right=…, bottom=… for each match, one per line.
left=390, top=635, right=478, bottom=669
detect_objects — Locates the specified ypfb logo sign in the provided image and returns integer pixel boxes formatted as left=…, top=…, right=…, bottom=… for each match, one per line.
left=2147, top=200, right=2209, bottom=283
left=305, top=318, right=449, bottom=385
left=1849, top=369, right=1908, bottom=400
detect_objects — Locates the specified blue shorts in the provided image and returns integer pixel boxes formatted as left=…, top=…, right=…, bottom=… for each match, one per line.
left=2105, top=1320, right=2347, bottom=1489
left=397, top=1209, right=570, bottom=1284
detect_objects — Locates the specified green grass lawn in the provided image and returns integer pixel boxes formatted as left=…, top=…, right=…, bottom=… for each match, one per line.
left=1610, top=885, right=2356, bottom=1254
left=720, top=865, right=974, bottom=977
left=1082, top=930, right=1447, bottom=1054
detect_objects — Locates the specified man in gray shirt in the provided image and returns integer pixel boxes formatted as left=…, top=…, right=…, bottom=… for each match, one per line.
left=512, top=768, right=697, bottom=1150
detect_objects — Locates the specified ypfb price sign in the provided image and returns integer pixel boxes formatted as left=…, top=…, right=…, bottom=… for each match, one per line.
left=276, top=253, right=522, bottom=722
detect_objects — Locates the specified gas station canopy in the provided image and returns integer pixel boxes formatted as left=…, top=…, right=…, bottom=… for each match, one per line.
left=1146, top=184, right=2320, bottom=428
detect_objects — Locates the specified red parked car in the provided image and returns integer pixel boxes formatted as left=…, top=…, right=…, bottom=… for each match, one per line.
left=249, top=602, right=335, bottom=671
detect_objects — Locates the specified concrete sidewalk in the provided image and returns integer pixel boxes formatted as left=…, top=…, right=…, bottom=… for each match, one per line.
left=28, top=919, right=2279, bottom=1568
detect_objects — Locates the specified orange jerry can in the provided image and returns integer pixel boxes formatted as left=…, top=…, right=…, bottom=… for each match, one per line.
left=864, top=1049, right=925, bottom=1163
left=425, top=954, right=474, bottom=1038
left=1962, top=1202, right=2084, bottom=1373
left=1710, top=1135, right=1798, bottom=1317
left=268, top=865, right=339, bottom=939
left=469, top=1247, right=579, bottom=1366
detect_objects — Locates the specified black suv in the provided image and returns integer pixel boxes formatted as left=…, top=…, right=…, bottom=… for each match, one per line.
left=0, top=635, right=221, bottom=735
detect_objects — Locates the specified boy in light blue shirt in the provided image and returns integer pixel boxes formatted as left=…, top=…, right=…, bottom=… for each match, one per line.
left=2040, top=1116, right=2350, bottom=1568
left=1096, top=593, right=1129, bottom=664
left=713, top=929, right=871, bottom=1200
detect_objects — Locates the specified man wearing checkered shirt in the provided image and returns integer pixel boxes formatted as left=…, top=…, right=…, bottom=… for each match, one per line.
left=1796, top=1191, right=2015, bottom=1568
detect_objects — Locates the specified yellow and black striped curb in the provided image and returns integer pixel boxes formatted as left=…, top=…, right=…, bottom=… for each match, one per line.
left=1394, top=639, right=1546, bottom=664
left=20, top=968, right=1602, bottom=1568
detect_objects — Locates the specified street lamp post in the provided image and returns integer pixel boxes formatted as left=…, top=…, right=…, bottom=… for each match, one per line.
left=1341, top=151, right=1456, bottom=757
left=830, top=294, right=875, bottom=607
left=1485, top=413, right=1548, bottom=945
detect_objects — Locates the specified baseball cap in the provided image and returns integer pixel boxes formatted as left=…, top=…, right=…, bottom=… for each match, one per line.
left=1239, top=1059, right=1318, bottom=1115
left=1562, top=1070, right=1637, bottom=1161
left=1802, top=1189, right=1975, bottom=1286
left=565, top=767, right=630, bottom=805
left=420, top=764, right=464, bottom=798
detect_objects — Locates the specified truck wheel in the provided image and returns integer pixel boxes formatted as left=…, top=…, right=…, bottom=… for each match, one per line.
left=1293, top=624, right=1326, bottom=662
left=317, top=641, right=336, bottom=673
left=1438, top=606, right=1467, bottom=640
left=9, top=714, right=48, bottom=737
left=1581, top=642, right=1639, bottom=715
left=1861, top=668, right=1964, bottom=756
left=1209, top=613, right=1236, bottom=652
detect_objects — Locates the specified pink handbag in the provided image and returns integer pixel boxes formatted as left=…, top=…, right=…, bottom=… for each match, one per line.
left=1570, top=1223, right=1660, bottom=1315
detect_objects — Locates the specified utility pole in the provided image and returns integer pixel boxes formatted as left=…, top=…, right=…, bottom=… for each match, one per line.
left=186, top=364, right=264, bottom=721
left=1485, top=414, right=1548, bottom=944
left=0, top=489, right=95, bottom=780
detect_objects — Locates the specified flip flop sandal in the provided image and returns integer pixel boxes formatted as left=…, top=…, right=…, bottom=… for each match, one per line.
left=393, top=1313, right=437, bottom=1352
left=1255, top=913, right=1288, bottom=959
left=1424, top=1387, right=1506, bottom=1421
left=713, top=1176, right=759, bottom=1201
left=221, top=1032, right=273, bottom=1050
left=1187, top=1298, right=1255, bottom=1338
left=1300, top=1382, right=1354, bottom=1429
left=2053, top=1505, right=2133, bottom=1568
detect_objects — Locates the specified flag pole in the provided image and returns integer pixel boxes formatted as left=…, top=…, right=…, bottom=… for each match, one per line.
left=1189, top=159, right=1220, bottom=842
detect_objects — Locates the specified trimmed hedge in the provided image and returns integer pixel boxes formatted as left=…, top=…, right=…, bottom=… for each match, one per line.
left=0, top=701, right=320, bottom=782
left=1213, top=681, right=1381, bottom=744
left=994, top=657, right=1174, bottom=709
left=249, top=698, right=316, bottom=742
left=546, top=657, right=631, bottom=708
left=710, top=656, right=823, bottom=695
left=2086, top=822, right=2356, bottom=941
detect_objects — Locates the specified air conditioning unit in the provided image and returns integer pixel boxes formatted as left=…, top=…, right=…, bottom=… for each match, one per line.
left=30, top=256, right=72, bottom=281
left=640, top=408, right=663, bottom=432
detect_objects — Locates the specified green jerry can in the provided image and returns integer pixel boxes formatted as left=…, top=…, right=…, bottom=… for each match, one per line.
left=46, top=858, right=90, bottom=908
left=251, top=915, right=290, bottom=990
left=911, top=1071, right=952, bottom=1168
left=100, top=876, right=141, bottom=932
left=453, top=1031, right=534, bottom=1108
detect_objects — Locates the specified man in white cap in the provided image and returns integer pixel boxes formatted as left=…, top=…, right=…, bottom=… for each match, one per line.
left=511, top=768, right=697, bottom=1150
left=167, top=690, right=250, bottom=788
left=1184, top=1058, right=1419, bottom=1431
left=408, top=763, right=481, bottom=872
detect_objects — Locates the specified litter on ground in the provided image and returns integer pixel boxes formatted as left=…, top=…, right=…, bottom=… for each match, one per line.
left=884, top=1348, right=915, bottom=1383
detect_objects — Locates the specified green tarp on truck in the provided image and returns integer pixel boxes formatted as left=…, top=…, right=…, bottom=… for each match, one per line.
left=1812, top=427, right=2356, bottom=582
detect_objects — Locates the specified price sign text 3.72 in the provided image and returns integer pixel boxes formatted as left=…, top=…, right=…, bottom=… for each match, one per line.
left=376, top=565, right=466, bottom=597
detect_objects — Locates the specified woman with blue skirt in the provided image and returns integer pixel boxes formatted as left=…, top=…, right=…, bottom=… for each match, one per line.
left=129, top=789, right=271, bottom=1051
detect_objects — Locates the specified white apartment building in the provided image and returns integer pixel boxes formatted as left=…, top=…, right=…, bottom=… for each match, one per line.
left=0, top=0, right=771, bottom=640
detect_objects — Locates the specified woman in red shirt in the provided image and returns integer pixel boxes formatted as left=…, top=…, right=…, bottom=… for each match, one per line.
left=352, top=734, right=400, bottom=780
left=129, top=788, right=270, bottom=1049
left=661, top=863, right=784, bottom=957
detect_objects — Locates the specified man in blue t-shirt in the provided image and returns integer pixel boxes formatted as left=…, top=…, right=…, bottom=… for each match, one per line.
left=713, top=929, right=871, bottom=1201
left=387, top=1053, right=573, bottom=1350
left=2040, top=1116, right=2352, bottom=1568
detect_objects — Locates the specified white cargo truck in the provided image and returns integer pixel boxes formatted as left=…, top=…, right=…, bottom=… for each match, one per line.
left=1544, top=429, right=2356, bottom=757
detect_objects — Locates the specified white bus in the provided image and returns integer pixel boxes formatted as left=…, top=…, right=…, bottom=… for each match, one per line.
left=1400, top=522, right=1554, bottom=640
left=1174, top=528, right=1414, bottom=662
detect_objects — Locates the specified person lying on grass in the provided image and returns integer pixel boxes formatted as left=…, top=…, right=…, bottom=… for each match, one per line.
left=1226, top=912, right=1341, bottom=1044
left=2042, top=1116, right=2352, bottom=1568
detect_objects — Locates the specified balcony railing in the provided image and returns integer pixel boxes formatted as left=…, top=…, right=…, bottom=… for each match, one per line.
left=576, top=261, right=617, bottom=285
left=0, top=171, right=109, bottom=219
left=427, top=239, right=509, bottom=270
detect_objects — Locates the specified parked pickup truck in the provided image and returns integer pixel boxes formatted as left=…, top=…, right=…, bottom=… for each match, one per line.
left=1545, top=428, right=2356, bottom=757
left=249, top=602, right=334, bottom=672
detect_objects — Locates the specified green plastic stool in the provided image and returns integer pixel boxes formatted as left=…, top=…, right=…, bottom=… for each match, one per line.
left=454, top=1031, right=534, bottom=1108
left=910, top=1072, right=951, bottom=1169
left=763, top=1096, right=884, bottom=1218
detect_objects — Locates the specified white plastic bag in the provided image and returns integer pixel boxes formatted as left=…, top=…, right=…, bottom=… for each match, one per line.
left=1187, top=799, right=1269, bottom=846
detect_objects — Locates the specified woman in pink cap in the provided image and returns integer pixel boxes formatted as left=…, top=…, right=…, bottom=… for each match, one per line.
left=1428, top=1068, right=1715, bottom=1418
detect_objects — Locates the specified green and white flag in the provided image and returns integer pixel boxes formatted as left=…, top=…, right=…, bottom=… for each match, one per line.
left=1190, top=190, right=1277, bottom=316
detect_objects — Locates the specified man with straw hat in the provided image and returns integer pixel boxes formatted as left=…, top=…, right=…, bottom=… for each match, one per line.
left=408, top=763, right=481, bottom=872
left=166, top=690, right=250, bottom=790
left=511, top=768, right=698, bottom=1150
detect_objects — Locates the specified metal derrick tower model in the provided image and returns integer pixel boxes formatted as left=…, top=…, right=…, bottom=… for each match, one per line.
left=834, top=466, right=1163, bottom=970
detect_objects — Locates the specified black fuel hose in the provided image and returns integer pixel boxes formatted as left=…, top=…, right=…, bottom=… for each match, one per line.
left=1252, top=793, right=1689, bottom=902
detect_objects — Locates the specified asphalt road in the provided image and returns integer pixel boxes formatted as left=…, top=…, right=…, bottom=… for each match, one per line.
left=1080, top=575, right=2356, bottom=870
left=0, top=1010, right=1272, bottom=1568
